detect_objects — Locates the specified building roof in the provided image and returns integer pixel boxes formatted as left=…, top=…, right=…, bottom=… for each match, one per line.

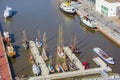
left=105, top=0, right=120, bottom=3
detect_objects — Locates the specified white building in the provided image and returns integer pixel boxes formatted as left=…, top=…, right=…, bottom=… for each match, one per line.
left=96, top=0, right=120, bottom=17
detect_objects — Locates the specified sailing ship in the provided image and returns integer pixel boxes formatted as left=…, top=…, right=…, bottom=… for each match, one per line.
left=42, top=32, right=48, bottom=61
left=55, top=54, right=61, bottom=72
left=59, top=0, right=76, bottom=14
left=80, top=15, right=97, bottom=30
left=48, top=64, right=55, bottom=73
left=62, top=58, right=68, bottom=71
left=4, top=6, right=13, bottom=19
left=47, top=57, right=55, bottom=73
left=6, top=43, right=16, bottom=58
left=22, top=30, right=29, bottom=49
left=57, top=24, right=66, bottom=59
left=35, top=29, right=43, bottom=48
left=32, top=64, right=41, bottom=76
left=93, top=47, right=115, bottom=64
left=69, top=33, right=80, bottom=54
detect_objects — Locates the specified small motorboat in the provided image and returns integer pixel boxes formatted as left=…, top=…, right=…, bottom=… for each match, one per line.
left=35, top=38, right=43, bottom=48
left=32, top=64, right=40, bottom=76
left=48, top=64, right=55, bottom=73
left=82, top=61, right=89, bottom=69
left=69, top=62, right=78, bottom=70
left=4, top=6, right=13, bottom=19
left=93, top=47, right=115, bottom=64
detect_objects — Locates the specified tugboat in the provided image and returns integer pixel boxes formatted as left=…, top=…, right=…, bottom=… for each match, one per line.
left=80, top=15, right=97, bottom=30
left=6, top=43, right=16, bottom=58
left=59, top=0, right=76, bottom=14
left=57, top=24, right=66, bottom=59
left=69, top=33, right=80, bottom=54
left=93, top=47, right=115, bottom=64
left=4, top=6, right=13, bottom=19
left=32, top=64, right=40, bottom=76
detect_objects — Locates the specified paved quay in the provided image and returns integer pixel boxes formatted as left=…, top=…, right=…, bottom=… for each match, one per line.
left=0, top=32, right=13, bottom=80
left=74, top=0, right=120, bottom=46
left=16, top=46, right=112, bottom=80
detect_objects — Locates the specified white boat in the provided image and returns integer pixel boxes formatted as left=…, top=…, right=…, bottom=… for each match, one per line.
left=93, top=47, right=115, bottom=64
left=35, top=38, right=43, bottom=48
left=32, top=64, right=40, bottom=76
left=80, top=16, right=97, bottom=29
left=4, top=6, right=13, bottom=18
left=3, top=31, right=10, bottom=43
left=59, top=2, right=76, bottom=14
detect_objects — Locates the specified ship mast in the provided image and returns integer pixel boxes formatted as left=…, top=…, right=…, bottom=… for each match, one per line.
left=37, top=29, right=41, bottom=40
left=22, top=30, right=27, bottom=43
left=42, top=32, right=48, bottom=61
left=72, top=33, right=77, bottom=49
left=22, top=30, right=28, bottom=50
left=57, top=24, right=63, bottom=52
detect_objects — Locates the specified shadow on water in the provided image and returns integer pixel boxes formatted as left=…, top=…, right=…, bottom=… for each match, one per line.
left=9, top=61, right=16, bottom=80
left=0, top=21, right=4, bottom=36
left=13, top=45, right=21, bottom=58
left=10, top=34, right=15, bottom=43
left=12, top=11, right=17, bottom=17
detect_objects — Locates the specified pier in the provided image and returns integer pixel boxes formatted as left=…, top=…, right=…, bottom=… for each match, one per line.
left=29, top=41, right=49, bottom=76
left=0, top=32, right=13, bottom=80
left=63, top=47, right=85, bottom=70
left=17, top=46, right=112, bottom=80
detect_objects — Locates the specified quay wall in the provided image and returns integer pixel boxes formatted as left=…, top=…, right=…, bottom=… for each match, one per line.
left=76, top=9, right=120, bottom=47
left=97, top=27, right=120, bottom=47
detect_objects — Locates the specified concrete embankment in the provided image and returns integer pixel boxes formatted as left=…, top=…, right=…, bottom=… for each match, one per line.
left=97, top=26, right=120, bottom=47
left=76, top=6, right=120, bottom=47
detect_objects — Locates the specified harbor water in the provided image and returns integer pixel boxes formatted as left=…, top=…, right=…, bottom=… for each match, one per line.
left=0, top=0, right=120, bottom=78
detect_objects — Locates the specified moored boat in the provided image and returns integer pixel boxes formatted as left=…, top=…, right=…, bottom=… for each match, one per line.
left=93, top=47, right=115, bottom=64
left=32, top=64, right=40, bottom=76
left=6, top=43, right=16, bottom=58
left=55, top=64, right=61, bottom=72
left=80, top=15, right=97, bottom=30
left=4, top=6, right=13, bottom=19
left=3, top=31, right=11, bottom=43
left=35, top=38, right=43, bottom=48
left=69, top=33, right=80, bottom=54
left=48, top=64, right=55, bottom=73
left=59, top=1, right=76, bottom=14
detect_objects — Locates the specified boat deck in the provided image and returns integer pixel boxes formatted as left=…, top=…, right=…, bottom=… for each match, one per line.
left=0, top=33, right=13, bottom=80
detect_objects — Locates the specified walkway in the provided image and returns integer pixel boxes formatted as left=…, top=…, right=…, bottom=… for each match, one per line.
left=0, top=32, right=13, bottom=80
left=29, top=41, right=49, bottom=76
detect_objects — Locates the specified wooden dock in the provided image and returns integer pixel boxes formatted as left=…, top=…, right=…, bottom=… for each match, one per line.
left=16, top=46, right=112, bottom=80
left=0, top=32, right=13, bottom=80
left=63, top=47, right=85, bottom=70
left=29, top=41, right=49, bottom=76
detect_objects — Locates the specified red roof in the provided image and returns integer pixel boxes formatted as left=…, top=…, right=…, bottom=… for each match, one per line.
left=0, top=33, right=12, bottom=80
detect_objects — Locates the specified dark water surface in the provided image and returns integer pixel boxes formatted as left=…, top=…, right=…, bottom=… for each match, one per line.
left=0, top=0, right=120, bottom=78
